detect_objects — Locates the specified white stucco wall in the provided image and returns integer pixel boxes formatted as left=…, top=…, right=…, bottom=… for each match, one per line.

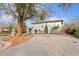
left=31, top=21, right=63, bottom=34
left=32, top=23, right=46, bottom=33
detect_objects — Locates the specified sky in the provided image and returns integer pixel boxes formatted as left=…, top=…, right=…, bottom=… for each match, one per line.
left=0, top=3, right=79, bottom=27
left=43, top=3, right=79, bottom=22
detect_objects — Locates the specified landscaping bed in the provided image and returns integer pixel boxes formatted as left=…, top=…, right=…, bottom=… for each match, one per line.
left=6, top=35, right=32, bottom=46
left=0, top=34, right=32, bottom=51
left=73, top=30, right=79, bottom=38
left=64, top=28, right=79, bottom=39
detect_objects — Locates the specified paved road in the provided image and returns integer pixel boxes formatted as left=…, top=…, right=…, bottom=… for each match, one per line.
left=0, top=34, right=79, bottom=56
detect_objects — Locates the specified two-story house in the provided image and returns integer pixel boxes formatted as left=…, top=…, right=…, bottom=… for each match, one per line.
left=30, top=20, right=63, bottom=34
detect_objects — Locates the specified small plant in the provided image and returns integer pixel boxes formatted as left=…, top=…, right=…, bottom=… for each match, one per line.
left=29, top=28, right=32, bottom=34
left=34, top=29, right=38, bottom=34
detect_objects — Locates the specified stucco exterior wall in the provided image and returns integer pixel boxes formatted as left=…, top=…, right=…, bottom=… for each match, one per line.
left=31, top=21, right=63, bottom=34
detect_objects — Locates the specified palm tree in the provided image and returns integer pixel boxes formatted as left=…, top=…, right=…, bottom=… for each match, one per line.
left=0, top=3, right=48, bottom=36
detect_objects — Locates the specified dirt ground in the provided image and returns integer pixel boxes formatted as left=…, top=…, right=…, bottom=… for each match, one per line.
left=6, top=35, right=32, bottom=46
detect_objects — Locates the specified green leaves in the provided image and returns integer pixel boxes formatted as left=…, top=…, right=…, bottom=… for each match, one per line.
left=52, top=25, right=59, bottom=31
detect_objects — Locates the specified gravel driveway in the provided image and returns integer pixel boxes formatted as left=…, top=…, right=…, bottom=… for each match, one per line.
left=0, top=34, right=79, bottom=56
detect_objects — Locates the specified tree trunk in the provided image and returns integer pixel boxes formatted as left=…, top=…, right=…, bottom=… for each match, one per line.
left=17, top=22, right=24, bottom=36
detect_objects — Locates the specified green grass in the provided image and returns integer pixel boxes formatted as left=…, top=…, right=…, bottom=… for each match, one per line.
left=73, top=30, right=79, bottom=38
left=74, top=33, right=79, bottom=38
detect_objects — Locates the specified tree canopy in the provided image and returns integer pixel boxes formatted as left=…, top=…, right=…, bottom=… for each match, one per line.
left=0, top=3, right=49, bottom=22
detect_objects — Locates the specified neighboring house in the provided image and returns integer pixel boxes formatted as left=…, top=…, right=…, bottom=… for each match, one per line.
left=30, top=20, right=63, bottom=34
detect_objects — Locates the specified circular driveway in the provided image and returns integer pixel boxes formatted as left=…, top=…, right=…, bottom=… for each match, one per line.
left=0, top=34, right=79, bottom=56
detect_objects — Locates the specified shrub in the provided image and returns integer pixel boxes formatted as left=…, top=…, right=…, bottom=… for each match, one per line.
left=52, top=26, right=59, bottom=31
left=64, top=28, right=71, bottom=34
left=62, top=21, right=79, bottom=38
left=73, top=29, right=79, bottom=38
left=70, top=29, right=76, bottom=35
left=34, top=29, right=38, bottom=34
left=74, top=32, right=79, bottom=38
left=64, top=28, right=77, bottom=35
left=29, top=28, right=32, bottom=34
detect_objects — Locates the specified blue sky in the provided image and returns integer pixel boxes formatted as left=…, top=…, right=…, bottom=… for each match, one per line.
left=42, top=3, right=79, bottom=22
left=0, top=3, right=79, bottom=27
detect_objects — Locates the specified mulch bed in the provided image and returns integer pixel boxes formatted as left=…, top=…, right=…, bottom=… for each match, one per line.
left=6, top=35, right=32, bottom=46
